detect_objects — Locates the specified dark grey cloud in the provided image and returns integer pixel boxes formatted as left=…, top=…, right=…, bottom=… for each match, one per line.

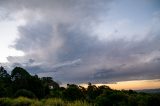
left=15, top=21, right=53, bottom=51
left=92, top=59, right=160, bottom=83
left=1, top=0, right=160, bottom=84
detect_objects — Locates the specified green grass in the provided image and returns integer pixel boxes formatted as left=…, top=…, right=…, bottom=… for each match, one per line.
left=0, top=97, right=12, bottom=106
left=0, top=97, right=92, bottom=106
left=44, top=98, right=65, bottom=106
left=67, top=101, right=92, bottom=106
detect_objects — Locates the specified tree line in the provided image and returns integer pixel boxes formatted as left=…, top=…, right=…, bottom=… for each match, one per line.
left=0, top=66, right=160, bottom=106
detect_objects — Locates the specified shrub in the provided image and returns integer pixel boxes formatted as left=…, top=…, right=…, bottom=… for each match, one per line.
left=95, top=91, right=128, bottom=106
left=12, top=97, right=33, bottom=106
left=0, top=98, right=12, bottom=106
left=68, top=101, right=91, bottom=106
left=14, top=89, right=36, bottom=98
left=30, top=100, right=43, bottom=106
left=44, top=98, right=65, bottom=106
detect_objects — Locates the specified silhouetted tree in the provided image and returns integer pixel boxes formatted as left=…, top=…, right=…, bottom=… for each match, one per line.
left=147, top=94, right=160, bottom=106
left=0, top=66, right=12, bottom=97
left=96, top=90, right=128, bottom=106
left=11, top=67, right=31, bottom=92
left=63, top=84, right=84, bottom=101
left=41, top=77, right=59, bottom=89
left=41, top=77, right=59, bottom=97
left=28, top=75, right=45, bottom=98
left=86, top=82, right=98, bottom=102
left=10, top=67, right=47, bottom=98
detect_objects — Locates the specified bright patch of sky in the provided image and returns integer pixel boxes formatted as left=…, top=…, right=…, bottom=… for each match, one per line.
left=0, top=21, right=24, bottom=62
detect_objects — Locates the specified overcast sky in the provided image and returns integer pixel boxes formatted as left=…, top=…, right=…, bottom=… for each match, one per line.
left=0, top=0, right=160, bottom=85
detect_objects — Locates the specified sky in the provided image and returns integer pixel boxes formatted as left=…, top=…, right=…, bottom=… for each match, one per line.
left=0, top=0, right=160, bottom=89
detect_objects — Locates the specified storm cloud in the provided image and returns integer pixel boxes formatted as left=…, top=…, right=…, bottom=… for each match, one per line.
left=1, top=0, right=160, bottom=84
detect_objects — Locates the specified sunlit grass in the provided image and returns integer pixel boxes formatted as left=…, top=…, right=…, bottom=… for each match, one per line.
left=44, top=98, right=65, bottom=106
left=12, top=97, right=33, bottom=106
left=67, top=101, right=92, bottom=106
left=0, top=97, right=12, bottom=106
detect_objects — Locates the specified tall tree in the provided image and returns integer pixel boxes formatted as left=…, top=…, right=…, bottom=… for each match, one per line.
left=63, top=84, right=84, bottom=101
left=11, top=67, right=31, bottom=91
left=0, top=66, right=12, bottom=97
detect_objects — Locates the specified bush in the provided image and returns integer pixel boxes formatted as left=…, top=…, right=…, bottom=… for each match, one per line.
left=0, top=98, right=12, bottom=106
left=95, top=91, right=128, bottom=106
left=12, top=97, right=33, bottom=106
left=0, top=97, right=43, bottom=106
left=30, top=100, right=43, bottom=106
left=147, top=95, right=160, bottom=106
left=14, top=89, right=36, bottom=98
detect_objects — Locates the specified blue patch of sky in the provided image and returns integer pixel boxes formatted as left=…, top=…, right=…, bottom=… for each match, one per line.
left=108, top=0, right=160, bottom=24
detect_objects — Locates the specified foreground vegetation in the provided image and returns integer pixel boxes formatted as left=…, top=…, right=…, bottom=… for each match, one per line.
left=0, top=66, right=160, bottom=106
left=0, top=97, right=91, bottom=106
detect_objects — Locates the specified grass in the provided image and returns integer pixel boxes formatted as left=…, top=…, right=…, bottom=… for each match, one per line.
left=67, top=101, right=92, bottom=106
left=0, top=97, right=92, bottom=106
left=44, top=98, right=65, bottom=106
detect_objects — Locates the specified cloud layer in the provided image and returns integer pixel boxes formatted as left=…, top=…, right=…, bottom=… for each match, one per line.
left=1, top=0, right=160, bottom=84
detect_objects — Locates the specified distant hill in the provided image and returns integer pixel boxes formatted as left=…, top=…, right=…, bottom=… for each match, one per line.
left=136, top=88, right=160, bottom=94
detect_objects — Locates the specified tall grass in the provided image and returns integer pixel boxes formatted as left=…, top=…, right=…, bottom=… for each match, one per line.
left=0, top=98, right=12, bottom=106
left=44, top=98, right=65, bottom=106
left=0, top=97, right=92, bottom=106
left=12, top=97, right=33, bottom=106
left=67, top=101, right=92, bottom=106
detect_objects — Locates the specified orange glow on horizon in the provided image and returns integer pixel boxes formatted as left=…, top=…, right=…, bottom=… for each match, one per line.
left=80, top=79, right=160, bottom=90
left=106, top=79, right=160, bottom=90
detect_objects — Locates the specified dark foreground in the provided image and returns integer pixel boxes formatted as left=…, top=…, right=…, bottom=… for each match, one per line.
left=1, top=66, right=160, bottom=106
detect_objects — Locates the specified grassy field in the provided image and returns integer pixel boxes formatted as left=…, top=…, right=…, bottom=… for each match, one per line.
left=0, top=97, right=92, bottom=106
